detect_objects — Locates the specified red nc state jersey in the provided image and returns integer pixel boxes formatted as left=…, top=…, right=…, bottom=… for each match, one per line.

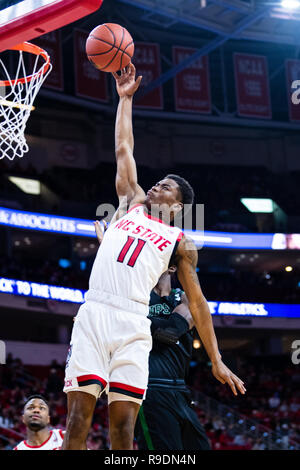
left=14, top=429, right=65, bottom=450
left=86, top=204, right=183, bottom=309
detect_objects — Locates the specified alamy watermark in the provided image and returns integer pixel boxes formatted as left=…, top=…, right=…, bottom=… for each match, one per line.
left=96, top=199, right=205, bottom=251
left=0, top=340, right=6, bottom=364
left=291, top=340, right=300, bottom=365
left=291, top=81, right=300, bottom=105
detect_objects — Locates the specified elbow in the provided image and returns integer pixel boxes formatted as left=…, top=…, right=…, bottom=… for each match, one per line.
left=115, top=142, right=132, bottom=158
left=115, top=143, right=128, bottom=158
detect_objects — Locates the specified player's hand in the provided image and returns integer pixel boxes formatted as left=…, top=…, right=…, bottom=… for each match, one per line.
left=112, top=63, right=142, bottom=97
left=211, top=359, right=246, bottom=396
left=94, top=220, right=107, bottom=245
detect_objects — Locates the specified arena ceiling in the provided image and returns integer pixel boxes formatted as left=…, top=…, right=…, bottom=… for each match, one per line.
left=118, top=0, right=300, bottom=46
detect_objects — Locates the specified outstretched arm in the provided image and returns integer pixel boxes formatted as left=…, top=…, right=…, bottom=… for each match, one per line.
left=112, top=64, right=145, bottom=210
left=175, top=236, right=246, bottom=396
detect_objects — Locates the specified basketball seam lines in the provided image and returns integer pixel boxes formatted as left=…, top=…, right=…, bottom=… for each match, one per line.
left=88, top=36, right=133, bottom=61
left=120, top=40, right=134, bottom=70
left=88, top=36, right=115, bottom=56
left=98, top=25, right=125, bottom=72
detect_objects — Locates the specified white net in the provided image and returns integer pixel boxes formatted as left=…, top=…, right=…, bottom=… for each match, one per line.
left=0, top=43, right=52, bottom=160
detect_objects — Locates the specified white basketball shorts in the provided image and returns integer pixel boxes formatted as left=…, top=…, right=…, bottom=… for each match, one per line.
left=63, top=293, right=152, bottom=405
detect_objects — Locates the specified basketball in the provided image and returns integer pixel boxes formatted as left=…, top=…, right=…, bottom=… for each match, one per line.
left=86, top=23, right=134, bottom=73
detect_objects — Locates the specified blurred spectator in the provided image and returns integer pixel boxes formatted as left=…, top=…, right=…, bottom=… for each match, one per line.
left=268, top=393, right=281, bottom=409
left=252, top=438, right=266, bottom=450
left=46, top=369, right=64, bottom=397
left=189, top=357, right=300, bottom=449
left=233, top=433, right=247, bottom=446
left=0, top=353, right=299, bottom=450
left=0, top=355, right=109, bottom=450
left=0, top=409, right=13, bottom=428
left=0, top=253, right=299, bottom=303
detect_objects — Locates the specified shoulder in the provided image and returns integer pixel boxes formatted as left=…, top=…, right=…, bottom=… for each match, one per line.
left=13, top=441, right=24, bottom=450
left=175, top=234, right=198, bottom=265
left=128, top=185, right=146, bottom=207
left=54, top=428, right=65, bottom=439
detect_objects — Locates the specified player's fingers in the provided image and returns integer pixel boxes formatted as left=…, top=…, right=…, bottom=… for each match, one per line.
left=227, top=377, right=237, bottom=396
left=232, top=373, right=244, bottom=384
left=234, top=378, right=246, bottom=394
left=94, top=221, right=103, bottom=239
left=134, top=75, right=143, bottom=89
left=97, top=223, right=103, bottom=233
left=112, top=71, right=119, bottom=80
left=129, top=62, right=136, bottom=74
left=228, top=380, right=237, bottom=396
left=231, top=373, right=246, bottom=392
left=216, top=375, right=226, bottom=384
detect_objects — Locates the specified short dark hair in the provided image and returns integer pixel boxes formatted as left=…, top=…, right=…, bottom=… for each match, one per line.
left=166, top=174, right=194, bottom=206
left=23, top=395, right=49, bottom=410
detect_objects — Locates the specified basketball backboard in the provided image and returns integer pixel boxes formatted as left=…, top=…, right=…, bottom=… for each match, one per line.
left=0, top=0, right=104, bottom=52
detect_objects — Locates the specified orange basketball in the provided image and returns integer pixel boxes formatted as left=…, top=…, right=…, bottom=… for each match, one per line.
left=86, top=23, right=134, bottom=73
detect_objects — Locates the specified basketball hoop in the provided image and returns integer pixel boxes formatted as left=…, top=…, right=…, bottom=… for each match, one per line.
left=0, top=42, right=52, bottom=161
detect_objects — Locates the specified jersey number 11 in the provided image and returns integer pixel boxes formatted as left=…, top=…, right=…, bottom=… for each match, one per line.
left=117, top=236, right=146, bottom=267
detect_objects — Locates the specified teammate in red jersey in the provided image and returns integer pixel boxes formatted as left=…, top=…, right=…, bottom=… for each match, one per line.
left=14, top=395, right=64, bottom=450
left=62, top=64, right=246, bottom=451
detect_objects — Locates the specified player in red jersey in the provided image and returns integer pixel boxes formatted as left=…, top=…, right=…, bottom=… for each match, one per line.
left=14, top=395, right=65, bottom=450
left=62, top=64, right=246, bottom=451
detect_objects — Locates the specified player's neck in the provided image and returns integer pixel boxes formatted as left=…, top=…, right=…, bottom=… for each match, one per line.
left=26, top=427, right=50, bottom=447
left=154, top=275, right=171, bottom=297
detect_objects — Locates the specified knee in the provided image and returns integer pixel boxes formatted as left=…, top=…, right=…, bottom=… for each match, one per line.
left=110, top=418, right=134, bottom=442
left=67, top=409, right=91, bottom=436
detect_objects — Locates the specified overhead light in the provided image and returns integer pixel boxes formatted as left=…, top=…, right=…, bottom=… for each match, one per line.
left=193, top=339, right=201, bottom=349
left=285, top=266, right=293, bottom=272
left=8, top=176, right=40, bottom=195
left=80, top=261, right=87, bottom=271
left=241, top=198, right=274, bottom=213
left=59, top=259, right=71, bottom=269
left=281, top=0, right=300, bottom=10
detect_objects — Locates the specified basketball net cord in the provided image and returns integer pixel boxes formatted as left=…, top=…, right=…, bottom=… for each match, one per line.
left=0, top=47, right=52, bottom=160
